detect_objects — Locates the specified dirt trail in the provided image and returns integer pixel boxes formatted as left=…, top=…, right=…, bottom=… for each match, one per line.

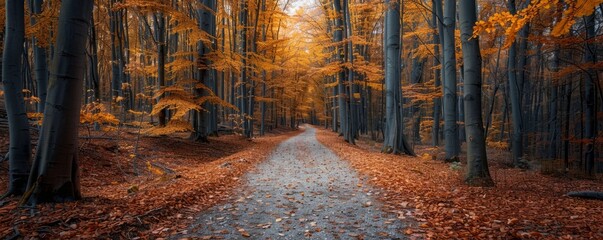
left=180, top=125, right=408, bottom=239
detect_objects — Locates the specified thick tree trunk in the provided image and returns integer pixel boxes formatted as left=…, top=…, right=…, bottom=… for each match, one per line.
left=192, top=0, right=217, bottom=142
left=459, top=0, right=493, bottom=186
left=25, top=0, right=94, bottom=203
left=382, top=0, right=414, bottom=156
left=442, top=0, right=459, bottom=161
left=2, top=0, right=31, bottom=196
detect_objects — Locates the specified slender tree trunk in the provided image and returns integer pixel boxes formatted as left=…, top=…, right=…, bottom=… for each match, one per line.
left=240, top=0, right=251, bottom=138
left=2, top=0, right=31, bottom=196
left=333, top=0, right=347, bottom=139
left=25, top=0, right=94, bottom=203
left=154, top=13, right=167, bottom=126
left=584, top=14, right=596, bottom=175
left=507, top=0, right=526, bottom=166
left=410, top=38, right=425, bottom=144
left=442, top=0, right=459, bottom=161
left=548, top=48, right=560, bottom=159
left=343, top=0, right=355, bottom=144
left=382, top=0, right=414, bottom=155
left=31, top=0, right=48, bottom=113
left=432, top=0, right=442, bottom=146
left=459, top=0, right=493, bottom=186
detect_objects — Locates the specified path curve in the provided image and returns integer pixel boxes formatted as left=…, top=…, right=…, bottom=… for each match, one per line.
left=180, top=125, right=407, bottom=239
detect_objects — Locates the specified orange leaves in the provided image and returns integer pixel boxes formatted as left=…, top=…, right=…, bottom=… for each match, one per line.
left=316, top=128, right=603, bottom=239
left=551, top=0, right=603, bottom=36
left=476, top=0, right=602, bottom=45
left=80, top=102, right=120, bottom=126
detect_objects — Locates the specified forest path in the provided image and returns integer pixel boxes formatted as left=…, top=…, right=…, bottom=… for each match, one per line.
left=179, top=125, right=407, bottom=239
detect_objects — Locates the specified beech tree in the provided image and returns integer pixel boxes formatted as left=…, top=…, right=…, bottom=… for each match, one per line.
left=2, top=0, right=30, bottom=197
left=442, top=0, right=459, bottom=161
left=459, top=0, right=493, bottom=186
left=382, top=0, right=414, bottom=155
left=24, top=0, right=94, bottom=203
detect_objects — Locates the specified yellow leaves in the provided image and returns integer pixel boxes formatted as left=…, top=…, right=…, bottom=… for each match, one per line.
left=551, top=17, right=575, bottom=37
left=551, top=0, right=603, bottom=37
left=80, top=102, right=120, bottom=126
left=144, top=119, right=193, bottom=136
left=476, top=0, right=602, bottom=42
left=487, top=141, right=509, bottom=150
left=146, top=161, right=165, bottom=176
left=254, top=96, right=278, bottom=103
left=152, top=95, right=200, bottom=119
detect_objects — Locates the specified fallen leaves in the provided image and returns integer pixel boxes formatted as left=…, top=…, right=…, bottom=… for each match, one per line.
left=0, top=128, right=300, bottom=238
left=316, top=128, right=603, bottom=239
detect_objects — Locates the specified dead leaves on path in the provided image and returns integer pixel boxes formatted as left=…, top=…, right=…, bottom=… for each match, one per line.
left=0, top=131, right=297, bottom=238
left=316, top=128, right=603, bottom=239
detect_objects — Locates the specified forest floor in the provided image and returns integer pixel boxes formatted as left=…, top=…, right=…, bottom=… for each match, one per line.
left=1, top=124, right=603, bottom=239
left=316, top=128, right=603, bottom=239
left=0, top=125, right=299, bottom=238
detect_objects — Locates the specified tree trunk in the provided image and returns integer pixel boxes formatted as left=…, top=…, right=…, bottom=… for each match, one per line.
left=583, top=13, right=596, bottom=175
left=433, top=0, right=444, bottom=147
left=25, top=0, right=94, bottom=203
left=32, top=0, right=48, bottom=113
left=548, top=48, right=560, bottom=159
left=507, top=0, right=526, bottom=166
left=154, top=13, right=167, bottom=126
left=459, top=0, right=493, bottom=186
left=2, top=0, right=31, bottom=196
left=333, top=0, right=348, bottom=139
left=240, top=0, right=250, bottom=138
left=192, top=0, right=217, bottom=142
left=343, top=0, right=356, bottom=144
left=382, top=0, right=414, bottom=156
left=442, top=0, right=459, bottom=161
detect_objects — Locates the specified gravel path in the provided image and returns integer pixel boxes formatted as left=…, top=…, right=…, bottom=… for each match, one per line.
left=180, top=125, right=408, bottom=239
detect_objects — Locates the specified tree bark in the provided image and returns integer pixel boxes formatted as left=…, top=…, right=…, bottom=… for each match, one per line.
left=25, top=0, right=94, bottom=203
left=32, top=0, right=48, bottom=113
left=333, top=0, right=348, bottom=139
left=442, top=0, right=459, bottom=161
left=507, top=0, right=526, bottom=166
left=382, top=0, right=414, bottom=156
left=433, top=0, right=444, bottom=146
left=2, top=0, right=31, bottom=196
left=583, top=13, right=596, bottom=175
left=154, top=13, right=167, bottom=126
left=459, top=0, right=493, bottom=186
